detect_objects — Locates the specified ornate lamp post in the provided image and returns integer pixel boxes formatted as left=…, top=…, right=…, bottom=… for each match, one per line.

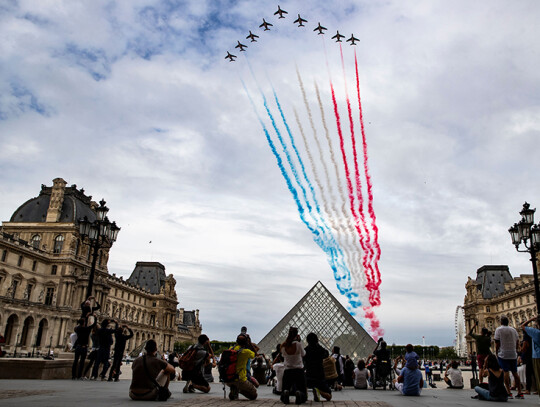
left=509, top=202, right=540, bottom=314
left=78, top=199, right=120, bottom=299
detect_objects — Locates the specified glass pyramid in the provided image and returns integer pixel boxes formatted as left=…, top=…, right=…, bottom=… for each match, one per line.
left=257, top=281, right=376, bottom=359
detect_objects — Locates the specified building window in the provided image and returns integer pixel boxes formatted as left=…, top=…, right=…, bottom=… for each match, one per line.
left=26, top=284, right=33, bottom=300
left=44, top=287, right=54, bottom=305
left=486, top=306, right=491, bottom=313
left=32, top=260, right=37, bottom=271
left=528, top=296, right=531, bottom=304
left=1, top=250, right=7, bottom=262
left=10, top=280, right=19, bottom=298
left=53, top=235, right=64, bottom=253
left=51, top=265, right=57, bottom=275
left=152, top=301, right=156, bottom=307
left=520, top=297, right=523, bottom=305
left=18, top=255, right=23, bottom=267
left=31, top=235, right=41, bottom=249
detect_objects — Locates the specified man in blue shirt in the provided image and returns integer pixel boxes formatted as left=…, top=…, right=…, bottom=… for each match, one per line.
left=395, top=358, right=423, bottom=396
left=521, top=316, right=540, bottom=399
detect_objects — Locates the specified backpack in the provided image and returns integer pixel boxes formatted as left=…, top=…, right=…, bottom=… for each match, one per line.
left=178, top=345, right=199, bottom=371
left=218, top=348, right=243, bottom=383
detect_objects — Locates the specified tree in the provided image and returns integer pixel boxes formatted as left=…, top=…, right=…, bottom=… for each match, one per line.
left=437, top=346, right=458, bottom=360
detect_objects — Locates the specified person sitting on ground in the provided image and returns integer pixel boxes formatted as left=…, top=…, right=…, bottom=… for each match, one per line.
left=404, top=344, right=419, bottom=365
left=353, top=359, right=370, bottom=390
left=472, top=354, right=508, bottom=402
left=394, top=357, right=423, bottom=396
left=129, top=339, right=175, bottom=401
left=304, top=332, right=332, bottom=402
left=182, top=334, right=212, bottom=394
left=226, top=333, right=258, bottom=401
left=280, top=327, right=307, bottom=404
left=444, top=361, right=464, bottom=389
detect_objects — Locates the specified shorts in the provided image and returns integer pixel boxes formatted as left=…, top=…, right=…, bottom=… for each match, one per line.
left=183, top=369, right=209, bottom=387
left=477, top=354, right=488, bottom=369
left=306, top=377, right=331, bottom=394
left=497, top=358, right=517, bottom=373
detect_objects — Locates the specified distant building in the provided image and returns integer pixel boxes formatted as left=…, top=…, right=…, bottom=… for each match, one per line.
left=0, top=178, right=201, bottom=355
left=463, top=265, right=536, bottom=355
left=257, top=281, right=376, bottom=359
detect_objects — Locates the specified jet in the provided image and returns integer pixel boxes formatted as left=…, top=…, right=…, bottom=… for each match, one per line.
left=259, top=18, right=273, bottom=31
left=332, top=31, right=345, bottom=42
left=225, top=52, right=237, bottom=62
left=293, top=14, right=307, bottom=27
left=274, top=5, right=288, bottom=19
left=235, top=41, right=247, bottom=51
left=246, top=31, right=259, bottom=42
left=346, top=34, right=360, bottom=45
left=314, top=22, right=327, bottom=35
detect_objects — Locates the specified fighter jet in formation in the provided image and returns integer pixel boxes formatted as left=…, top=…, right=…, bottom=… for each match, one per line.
left=259, top=18, right=273, bottom=31
left=274, top=5, right=288, bottom=18
left=225, top=52, right=237, bottom=62
left=293, top=14, right=307, bottom=27
left=246, top=31, right=259, bottom=42
left=346, top=34, right=359, bottom=45
left=235, top=41, right=247, bottom=51
left=314, top=23, right=327, bottom=35
left=332, top=31, right=345, bottom=42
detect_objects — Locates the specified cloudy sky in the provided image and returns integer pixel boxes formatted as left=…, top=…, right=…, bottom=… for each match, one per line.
left=1, top=0, right=540, bottom=346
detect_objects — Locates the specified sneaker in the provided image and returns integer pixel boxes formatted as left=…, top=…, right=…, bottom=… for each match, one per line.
left=508, top=393, right=513, bottom=399
left=229, top=387, right=239, bottom=401
left=182, top=381, right=191, bottom=393
left=295, top=390, right=303, bottom=405
left=515, top=393, right=524, bottom=399
left=188, top=385, right=195, bottom=393
left=312, top=388, right=321, bottom=402
left=281, top=389, right=290, bottom=404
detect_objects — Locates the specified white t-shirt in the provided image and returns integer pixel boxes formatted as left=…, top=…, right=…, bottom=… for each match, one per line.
left=353, top=367, right=369, bottom=388
left=446, top=367, right=463, bottom=387
left=494, top=325, right=519, bottom=359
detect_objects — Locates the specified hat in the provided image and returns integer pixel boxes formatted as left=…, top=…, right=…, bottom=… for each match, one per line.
left=406, top=358, right=418, bottom=369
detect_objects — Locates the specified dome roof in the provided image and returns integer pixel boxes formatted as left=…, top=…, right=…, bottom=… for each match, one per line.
left=10, top=183, right=97, bottom=223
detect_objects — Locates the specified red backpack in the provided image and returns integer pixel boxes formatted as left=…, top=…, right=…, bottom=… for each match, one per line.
left=178, top=346, right=199, bottom=371
left=218, top=348, right=243, bottom=382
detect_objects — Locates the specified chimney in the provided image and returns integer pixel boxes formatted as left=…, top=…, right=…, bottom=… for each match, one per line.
left=46, top=178, right=67, bottom=222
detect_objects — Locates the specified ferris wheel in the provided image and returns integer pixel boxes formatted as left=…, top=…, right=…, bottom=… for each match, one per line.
left=455, top=306, right=467, bottom=358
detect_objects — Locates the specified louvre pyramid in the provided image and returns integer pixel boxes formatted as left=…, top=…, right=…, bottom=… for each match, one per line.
left=257, top=281, right=376, bottom=359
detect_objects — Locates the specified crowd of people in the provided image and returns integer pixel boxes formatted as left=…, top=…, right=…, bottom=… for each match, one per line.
left=67, top=303, right=540, bottom=402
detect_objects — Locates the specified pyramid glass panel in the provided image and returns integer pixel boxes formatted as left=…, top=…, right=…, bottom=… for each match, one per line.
left=257, top=281, right=376, bottom=360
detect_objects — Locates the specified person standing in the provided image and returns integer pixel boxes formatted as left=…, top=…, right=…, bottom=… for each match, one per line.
left=494, top=315, right=523, bottom=399
left=72, top=318, right=96, bottom=379
left=470, top=352, right=478, bottom=381
left=468, top=321, right=492, bottom=383
left=91, top=318, right=117, bottom=380
left=521, top=315, right=540, bottom=399
left=332, top=346, right=345, bottom=388
left=108, top=324, right=133, bottom=381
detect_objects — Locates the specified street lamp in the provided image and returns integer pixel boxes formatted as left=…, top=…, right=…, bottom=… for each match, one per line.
left=509, top=202, right=540, bottom=314
left=78, top=199, right=120, bottom=299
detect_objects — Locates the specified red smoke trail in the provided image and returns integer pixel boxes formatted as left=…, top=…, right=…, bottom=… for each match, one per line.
left=354, top=50, right=382, bottom=305
left=339, top=44, right=378, bottom=306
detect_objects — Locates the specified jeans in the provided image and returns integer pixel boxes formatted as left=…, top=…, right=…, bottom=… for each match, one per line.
left=474, top=386, right=507, bottom=401
left=91, top=348, right=110, bottom=378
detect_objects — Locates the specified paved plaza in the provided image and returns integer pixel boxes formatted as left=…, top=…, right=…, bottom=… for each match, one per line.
left=1, top=378, right=539, bottom=407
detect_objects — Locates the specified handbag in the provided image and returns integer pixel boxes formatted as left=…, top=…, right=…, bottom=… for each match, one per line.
left=323, top=356, right=338, bottom=380
left=142, top=355, right=171, bottom=401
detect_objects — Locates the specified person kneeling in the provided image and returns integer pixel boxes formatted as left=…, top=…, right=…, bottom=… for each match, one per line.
left=129, top=340, right=175, bottom=401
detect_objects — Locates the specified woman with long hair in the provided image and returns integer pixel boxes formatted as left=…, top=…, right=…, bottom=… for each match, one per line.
left=473, top=354, right=508, bottom=402
left=280, top=327, right=307, bottom=404
left=353, top=359, right=370, bottom=389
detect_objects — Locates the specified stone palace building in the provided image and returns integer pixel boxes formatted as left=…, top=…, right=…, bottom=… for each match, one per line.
left=463, top=264, right=537, bottom=355
left=0, top=178, right=201, bottom=356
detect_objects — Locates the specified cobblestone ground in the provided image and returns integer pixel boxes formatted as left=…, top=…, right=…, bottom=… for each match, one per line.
left=0, top=390, right=57, bottom=400
left=169, top=396, right=391, bottom=407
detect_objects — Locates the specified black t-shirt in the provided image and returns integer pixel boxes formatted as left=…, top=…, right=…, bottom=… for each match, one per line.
left=374, top=349, right=390, bottom=363
left=304, top=344, right=329, bottom=380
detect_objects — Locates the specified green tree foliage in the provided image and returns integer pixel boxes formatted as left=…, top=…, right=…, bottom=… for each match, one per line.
left=437, top=346, right=459, bottom=360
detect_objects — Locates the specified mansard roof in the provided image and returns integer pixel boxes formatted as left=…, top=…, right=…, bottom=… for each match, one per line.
left=127, top=262, right=167, bottom=294
left=475, top=265, right=513, bottom=299
left=10, top=183, right=96, bottom=223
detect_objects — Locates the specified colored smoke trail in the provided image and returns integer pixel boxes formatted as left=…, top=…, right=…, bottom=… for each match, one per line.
left=314, top=82, right=366, bottom=296
left=338, top=44, right=378, bottom=307
left=354, top=50, right=382, bottom=306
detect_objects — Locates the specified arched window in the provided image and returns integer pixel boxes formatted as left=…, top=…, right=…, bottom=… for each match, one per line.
left=53, top=235, right=64, bottom=254
left=31, top=235, right=41, bottom=249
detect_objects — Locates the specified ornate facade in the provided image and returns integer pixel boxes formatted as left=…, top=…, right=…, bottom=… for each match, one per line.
left=0, top=178, right=201, bottom=356
left=463, top=264, right=538, bottom=355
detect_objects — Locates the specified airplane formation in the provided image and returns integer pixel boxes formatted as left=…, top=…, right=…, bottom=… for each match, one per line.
left=225, top=5, right=360, bottom=62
